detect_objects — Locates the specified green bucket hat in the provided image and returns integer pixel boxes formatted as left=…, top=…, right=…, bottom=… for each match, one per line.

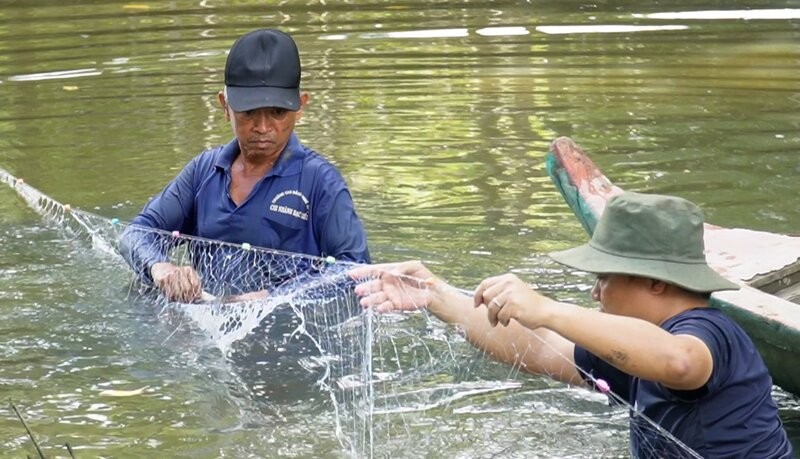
left=549, top=191, right=739, bottom=293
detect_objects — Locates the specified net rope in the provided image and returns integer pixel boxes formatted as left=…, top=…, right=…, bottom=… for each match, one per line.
left=1, top=166, right=703, bottom=458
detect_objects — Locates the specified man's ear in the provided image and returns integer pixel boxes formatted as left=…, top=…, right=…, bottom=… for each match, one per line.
left=218, top=90, right=231, bottom=121
left=650, top=279, right=668, bottom=295
left=297, top=91, right=310, bottom=116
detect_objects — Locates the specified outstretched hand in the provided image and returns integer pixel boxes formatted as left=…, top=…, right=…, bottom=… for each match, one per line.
left=474, top=273, right=552, bottom=329
left=151, top=262, right=203, bottom=303
left=349, top=261, right=439, bottom=313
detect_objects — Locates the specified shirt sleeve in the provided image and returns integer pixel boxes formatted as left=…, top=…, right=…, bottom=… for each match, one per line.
left=574, top=345, right=632, bottom=405
left=118, top=158, right=199, bottom=283
left=317, top=187, right=371, bottom=264
left=309, top=164, right=370, bottom=264
left=667, top=313, right=728, bottom=396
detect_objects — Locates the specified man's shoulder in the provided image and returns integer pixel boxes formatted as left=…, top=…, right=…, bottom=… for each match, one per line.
left=177, top=144, right=233, bottom=180
left=669, top=307, right=736, bottom=328
left=193, top=144, right=227, bottom=166
left=295, top=144, right=347, bottom=180
left=667, top=308, right=760, bottom=365
left=666, top=307, right=743, bottom=338
left=297, top=144, right=335, bottom=166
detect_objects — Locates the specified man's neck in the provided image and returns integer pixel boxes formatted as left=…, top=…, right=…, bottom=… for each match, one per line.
left=654, top=288, right=709, bottom=326
left=235, top=155, right=276, bottom=177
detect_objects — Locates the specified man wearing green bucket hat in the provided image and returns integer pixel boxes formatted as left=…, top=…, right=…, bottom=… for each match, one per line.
left=350, top=191, right=791, bottom=458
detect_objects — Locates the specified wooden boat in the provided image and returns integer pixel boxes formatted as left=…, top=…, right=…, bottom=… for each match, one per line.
left=546, top=137, right=800, bottom=396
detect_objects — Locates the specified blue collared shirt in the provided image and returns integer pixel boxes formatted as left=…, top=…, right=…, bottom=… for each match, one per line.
left=120, top=134, right=370, bottom=292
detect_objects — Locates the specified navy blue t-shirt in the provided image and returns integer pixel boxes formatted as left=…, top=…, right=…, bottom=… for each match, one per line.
left=575, top=307, right=791, bottom=458
left=120, top=135, right=370, bottom=292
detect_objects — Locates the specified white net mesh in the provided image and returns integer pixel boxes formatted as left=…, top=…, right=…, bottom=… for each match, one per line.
left=1, top=166, right=704, bottom=458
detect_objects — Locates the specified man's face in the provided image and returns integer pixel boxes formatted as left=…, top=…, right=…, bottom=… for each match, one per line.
left=591, top=274, right=649, bottom=317
left=220, top=91, right=308, bottom=162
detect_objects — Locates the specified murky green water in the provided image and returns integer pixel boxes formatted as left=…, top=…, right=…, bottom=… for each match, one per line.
left=1, top=1, right=799, bottom=457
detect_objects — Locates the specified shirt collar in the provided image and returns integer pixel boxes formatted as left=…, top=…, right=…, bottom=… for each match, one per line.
left=214, top=133, right=306, bottom=176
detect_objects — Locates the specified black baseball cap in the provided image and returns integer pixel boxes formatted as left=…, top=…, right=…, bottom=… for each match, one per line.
left=224, top=29, right=301, bottom=112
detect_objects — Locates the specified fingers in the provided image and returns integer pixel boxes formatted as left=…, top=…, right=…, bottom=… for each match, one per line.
left=353, top=278, right=381, bottom=297
left=352, top=277, right=386, bottom=307
left=353, top=277, right=400, bottom=312
left=474, top=274, right=504, bottom=309
left=486, top=297, right=499, bottom=326
left=351, top=267, right=432, bottom=313
left=349, top=261, right=405, bottom=279
left=180, top=266, right=202, bottom=302
left=495, top=299, right=513, bottom=327
left=348, top=265, right=379, bottom=281
left=349, top=261, right=428, bottom=282
left=357, top=290, right=392, bottom=312
left=158, top=267, right=203, bottom=303
left=477, top=273, right=523, bottom=327
left=486, top=296, right=507, bottom=327
left=473, top=277, right=492, bottom=308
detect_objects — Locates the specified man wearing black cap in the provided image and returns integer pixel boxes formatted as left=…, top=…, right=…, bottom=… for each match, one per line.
left=350, top=192, right=791, bottom=458
left=121, top=29, right=370, bottom=302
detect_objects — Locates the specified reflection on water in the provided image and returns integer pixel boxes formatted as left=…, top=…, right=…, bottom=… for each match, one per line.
left=1, top=1, right=799, bottom=457
left=638, top=8, right=800, bottom=20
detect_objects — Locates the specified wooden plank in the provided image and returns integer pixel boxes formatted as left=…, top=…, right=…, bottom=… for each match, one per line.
left=705, top=227, right=800, bottom=285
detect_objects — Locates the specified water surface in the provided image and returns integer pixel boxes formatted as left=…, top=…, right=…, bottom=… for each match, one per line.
left=1, top=1, right=799, bottom=457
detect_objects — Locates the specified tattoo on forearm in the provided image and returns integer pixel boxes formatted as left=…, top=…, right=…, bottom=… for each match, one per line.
left=602, top=350, right=629, bottom=365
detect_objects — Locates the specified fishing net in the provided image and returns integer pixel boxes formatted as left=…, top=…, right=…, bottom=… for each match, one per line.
left=1, top=166, right=703, bottom=458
